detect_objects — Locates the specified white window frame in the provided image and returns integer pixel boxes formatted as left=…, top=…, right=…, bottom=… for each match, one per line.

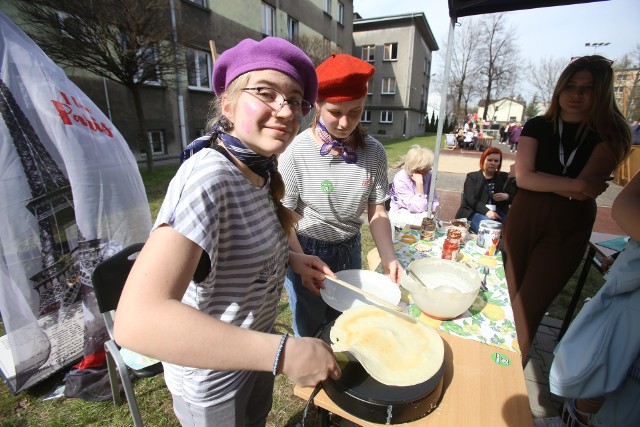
left=324, top=0, right=331, bottom=15
left=287, top=16, right=299, bottom=40
left=367, top=80, right=373, bottom=95
left=361, top=110, right=372, bottom=123
left=614, top=86, right=625, bottom=93
left=141, top=130, right=166, bottom=158
left=381, top=78, right=396, bottom=94
left=186, top=49, right=212, bottom=90
left=362, top=45, right=375, bottom=62
left=337, top=1, right=344, bottom=25
left=262, top=2, right=275, bottom=36
left=187, top=0, right=207, bottom=7
left=380, top=111, right=393, bottom=123
left=383, top=43, right=398, bottom=61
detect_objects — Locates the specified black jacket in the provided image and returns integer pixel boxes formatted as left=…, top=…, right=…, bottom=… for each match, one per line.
left=455, top=170, right=515, bottom=220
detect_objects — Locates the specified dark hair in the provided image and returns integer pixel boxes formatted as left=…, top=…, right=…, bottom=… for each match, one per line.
left=480, top=147, right=503, bottom=172
left=544, top=55, right=631, bottom=164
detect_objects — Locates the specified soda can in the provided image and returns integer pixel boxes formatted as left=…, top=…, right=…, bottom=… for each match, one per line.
left=477, top=220, right=502, bottom=256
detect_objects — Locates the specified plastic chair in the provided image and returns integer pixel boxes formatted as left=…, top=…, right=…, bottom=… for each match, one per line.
left=444, top=133, right=457, bottom=150
left=92, top=242, right=163, bottom=427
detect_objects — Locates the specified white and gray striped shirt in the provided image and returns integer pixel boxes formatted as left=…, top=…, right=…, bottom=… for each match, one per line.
left=155, top=148, right=288, bottom=406
left=279, top=129, right=389, bottom=241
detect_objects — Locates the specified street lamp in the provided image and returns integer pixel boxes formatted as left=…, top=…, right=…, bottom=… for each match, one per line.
left=585, top=42, right=610, bottom=53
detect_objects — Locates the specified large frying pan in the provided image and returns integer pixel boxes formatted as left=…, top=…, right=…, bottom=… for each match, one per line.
left=316, top=320, right=444, bottom=424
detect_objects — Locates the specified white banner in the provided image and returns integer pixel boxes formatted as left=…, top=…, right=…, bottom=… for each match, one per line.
left=0, top=12, right=152, bottom=394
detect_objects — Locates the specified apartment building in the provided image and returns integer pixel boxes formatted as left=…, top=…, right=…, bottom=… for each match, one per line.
left=614, top=67, right=639, bottom=120
left=353, top=13, right=439, bottom=139
left=1, top=0, right=354, bottom=162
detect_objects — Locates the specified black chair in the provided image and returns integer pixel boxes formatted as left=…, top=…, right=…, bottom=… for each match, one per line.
left=92, top=242, right=163, bottom=427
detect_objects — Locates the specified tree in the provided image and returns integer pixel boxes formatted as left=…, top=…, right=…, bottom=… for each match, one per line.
left=292, top=34, right=332, bottom=67
left=615, top=45, right=640, bottom=121
left=526, top=56, right=565, bottom=105
left=14, top=0, right=188, bottom=171
left=525, top=94, right=541, bottom=120
left=477, top=14, right=519, bottom=121
left=447, top=17, right=483, bottom=125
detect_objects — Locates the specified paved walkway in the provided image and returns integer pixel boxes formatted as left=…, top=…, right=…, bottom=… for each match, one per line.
left=389, top=142, right=626, bottom=423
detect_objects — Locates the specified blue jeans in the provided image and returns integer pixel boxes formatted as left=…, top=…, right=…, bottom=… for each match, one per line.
left=470, top=210, right=507, bottom=233
left=285, top=233, right=362, bottom=337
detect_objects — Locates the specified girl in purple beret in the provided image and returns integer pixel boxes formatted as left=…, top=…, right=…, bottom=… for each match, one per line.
left=114, top=37, right=340, bottom=426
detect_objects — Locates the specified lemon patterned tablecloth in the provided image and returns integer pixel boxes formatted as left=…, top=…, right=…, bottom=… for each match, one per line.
left=394, top=229, right=520, bottom=355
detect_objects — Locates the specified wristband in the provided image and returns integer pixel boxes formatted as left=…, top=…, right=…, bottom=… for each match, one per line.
left=272, top=333, right=289, bottom=376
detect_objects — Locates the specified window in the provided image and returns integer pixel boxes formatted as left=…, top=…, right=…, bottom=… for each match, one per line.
left=287, top=16, right=299, bottom=40
left=361, top=110, right=372, bottom=123
left=141, top=130, right=166, bottom=157
left=367, top=80, right=373, bottom=95
left=614, top=86, right=625, bottom=93
left=186, top=49, right=211, bottom=90
left=187, top=0, right=207, bottom=6
left=616, top=73, right=626, bottom=81
left=262, top=2, right=275, bottom=36
left=419, top=114, right=425, bottom=126
left=337, top=1, right=344, bottom=24
left=134, top=46, right=161, bottom=85
left=381, top=78, right=396, bottom=94
left=383, top=43, right=398, bottom=61
left=362, top=45, right=375, bottom=62
left=324, top=0, right=331, bottom=15
left=380, top=111, right=393, bottom=123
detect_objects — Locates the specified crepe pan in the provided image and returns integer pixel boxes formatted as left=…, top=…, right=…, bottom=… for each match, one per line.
left=316, top=320, right=444, bottom=425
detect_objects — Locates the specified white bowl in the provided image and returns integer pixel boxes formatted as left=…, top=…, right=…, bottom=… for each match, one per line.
left=401, top=258, right=481, bottom=320
left=321, top=269, right=401, bottom=313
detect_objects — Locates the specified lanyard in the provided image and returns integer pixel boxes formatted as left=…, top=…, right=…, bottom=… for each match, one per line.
left=558, top=121, right=587, bottom=176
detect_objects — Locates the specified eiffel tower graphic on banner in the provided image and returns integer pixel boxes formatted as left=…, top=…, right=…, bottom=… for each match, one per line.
left=0, top=78, right=84, bottom=315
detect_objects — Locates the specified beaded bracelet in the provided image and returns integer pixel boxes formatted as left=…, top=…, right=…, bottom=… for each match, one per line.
left=272, top=333, right=289, bottom=376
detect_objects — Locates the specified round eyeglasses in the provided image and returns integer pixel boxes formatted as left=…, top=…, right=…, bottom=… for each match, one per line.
left=242, top=87, right=312, bottom=117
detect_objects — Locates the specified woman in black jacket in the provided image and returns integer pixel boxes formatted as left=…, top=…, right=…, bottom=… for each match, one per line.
left=456, top=147, right=515, bottom=233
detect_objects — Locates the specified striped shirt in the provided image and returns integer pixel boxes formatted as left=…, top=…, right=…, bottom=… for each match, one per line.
left=155, top=148, right=288, bottom=406
left=278, top=129, right=389, bottom=241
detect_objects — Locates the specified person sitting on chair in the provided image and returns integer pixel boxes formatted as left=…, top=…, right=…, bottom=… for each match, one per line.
left=456, top=147, right=515, bottom=233
left=389, top=145, right=439, bottom=226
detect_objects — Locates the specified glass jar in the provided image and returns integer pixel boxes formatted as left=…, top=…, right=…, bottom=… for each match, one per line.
left=441, top=228, right=462, bottom=260
left=420, top=216, right=436, bottom=241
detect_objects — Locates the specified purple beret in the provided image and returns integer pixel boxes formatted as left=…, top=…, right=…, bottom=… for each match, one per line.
left=213, top=37, right=318, bottom=107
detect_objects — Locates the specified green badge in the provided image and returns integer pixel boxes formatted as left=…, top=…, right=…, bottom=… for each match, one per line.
left=320, top=179, right=334, bottom=193
left=491, top=352, right=511, bottom=366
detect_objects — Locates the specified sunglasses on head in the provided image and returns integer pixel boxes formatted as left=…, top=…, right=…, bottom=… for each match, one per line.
left=569, top=55, right=614, bottom=69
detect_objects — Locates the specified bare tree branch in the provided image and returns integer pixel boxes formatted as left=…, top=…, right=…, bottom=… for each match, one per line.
left=527, top=56, right=566, bottom=105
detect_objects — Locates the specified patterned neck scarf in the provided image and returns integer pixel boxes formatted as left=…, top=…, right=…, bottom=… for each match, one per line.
left=217, top=127, right=276, bottom=179
left=317, top=119, right=357, bottom=164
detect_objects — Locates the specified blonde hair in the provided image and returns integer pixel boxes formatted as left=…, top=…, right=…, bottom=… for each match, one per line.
left=403, top=145, right=434, bottom=174
left=205, top=73, right=299, bottom=232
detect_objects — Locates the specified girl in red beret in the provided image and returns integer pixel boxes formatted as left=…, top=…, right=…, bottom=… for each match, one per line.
left=114, top=37, right=341, bottom=426
left=279, top=53, right=401, bottom=337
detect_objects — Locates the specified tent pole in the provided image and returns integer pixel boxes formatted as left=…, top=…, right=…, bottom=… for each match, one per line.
left=428, top=17, right=456, bottom=213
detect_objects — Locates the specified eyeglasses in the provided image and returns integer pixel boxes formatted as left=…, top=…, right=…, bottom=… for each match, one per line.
left=242, top=87, right=312, bottom=117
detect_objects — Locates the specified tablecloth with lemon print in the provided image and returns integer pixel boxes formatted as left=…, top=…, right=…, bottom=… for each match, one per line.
left=394, top=229, right=520, bottom=355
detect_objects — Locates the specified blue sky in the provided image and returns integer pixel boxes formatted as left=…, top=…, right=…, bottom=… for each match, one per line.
left=353, top=0, right=639, bottom=101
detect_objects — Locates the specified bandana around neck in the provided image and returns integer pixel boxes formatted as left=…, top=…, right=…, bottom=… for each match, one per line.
left=216, top=128, right=276, bottom=179
left=316, top=119, right=357, bottom=164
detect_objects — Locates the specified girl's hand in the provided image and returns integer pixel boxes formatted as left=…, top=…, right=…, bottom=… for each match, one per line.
left=289, top=252, right=334, bottom=296
left=383, top=259, right=404, bottom=285
left=411, top=172, right=424, bottom=185
left=281, top=337, right=341, bottom=387
left=486, top=210, right=501, bottom=220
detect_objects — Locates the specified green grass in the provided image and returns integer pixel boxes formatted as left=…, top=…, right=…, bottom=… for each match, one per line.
left=0, top=135, right=606, bottom=426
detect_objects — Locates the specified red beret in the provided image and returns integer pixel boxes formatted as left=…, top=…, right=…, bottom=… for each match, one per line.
left=316, top=54, right=375, bottom=103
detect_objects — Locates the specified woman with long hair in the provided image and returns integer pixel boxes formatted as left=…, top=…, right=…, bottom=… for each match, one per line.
left=279, top=53, right=400, bottom=338
left=455, top=146, right=514, bottom=233
left=114, top=38, right=340, bottom=425
left=503, top=55, right=632, bottom=363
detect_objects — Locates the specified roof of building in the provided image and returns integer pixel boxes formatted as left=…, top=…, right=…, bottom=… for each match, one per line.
left=353, top=13, right=439, bottom=52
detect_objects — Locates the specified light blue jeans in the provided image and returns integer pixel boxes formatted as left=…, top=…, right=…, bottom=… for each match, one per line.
left=285, top=233, right=362, bottom=337
left=470, top=210, right=507, bottom=234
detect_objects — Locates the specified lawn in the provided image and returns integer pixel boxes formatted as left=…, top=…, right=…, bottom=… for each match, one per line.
left=0, top=134, right=605, bottom=426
